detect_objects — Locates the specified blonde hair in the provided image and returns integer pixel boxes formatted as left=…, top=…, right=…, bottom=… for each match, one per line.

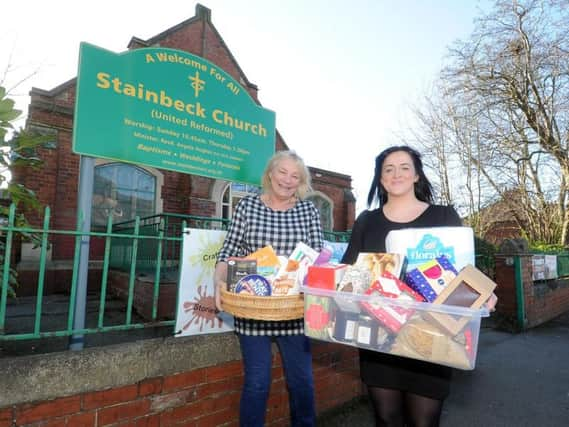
left=261, top=150, right=312, bottom=199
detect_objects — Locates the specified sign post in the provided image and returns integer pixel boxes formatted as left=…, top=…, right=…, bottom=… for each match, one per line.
left=69, top=155, right=94, bottom=351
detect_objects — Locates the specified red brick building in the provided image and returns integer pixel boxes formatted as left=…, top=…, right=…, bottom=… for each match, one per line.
left=15, top=4, right=355, bottom=266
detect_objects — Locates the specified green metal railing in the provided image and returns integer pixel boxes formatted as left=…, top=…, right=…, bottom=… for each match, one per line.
left=323, top=230, right=352, bottom=243
left=110, top=213, right=230, bottom=273
left=1, top=205, right=185, bottom=342
left=0, top=205, right=354, bottom=344
left=108, top=216, right=350, bottom=273
left=557, top=253, right=569, bottom=277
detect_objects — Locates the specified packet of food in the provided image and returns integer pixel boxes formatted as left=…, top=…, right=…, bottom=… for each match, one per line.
left=246, top=245, right=281, bottom=279
left=226, top=258, right=257, bottom=292
left=274, top=242, right=319, bottom=295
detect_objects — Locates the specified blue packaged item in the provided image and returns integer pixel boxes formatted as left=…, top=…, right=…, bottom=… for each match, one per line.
left=404, top=256, right=458, bottom=302
left=235, top=274, right=272, bottom=296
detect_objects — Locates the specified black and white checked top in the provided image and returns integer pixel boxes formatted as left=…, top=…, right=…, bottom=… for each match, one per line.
left=217, top=195, right=324, bottom=336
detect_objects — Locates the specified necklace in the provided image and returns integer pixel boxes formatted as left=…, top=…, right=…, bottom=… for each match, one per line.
left=263, top=194, right=297, bottom=211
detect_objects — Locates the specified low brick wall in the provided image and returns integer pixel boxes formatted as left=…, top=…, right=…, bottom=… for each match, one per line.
left=525, top=279, right=569, bottom=328
left=15, top=266, right=103, bottom=297
left=0, top=333, right=362, bottom=426
left=494, top=254, right=569, bottom=330
left=108, top=270, right=177, bottom=320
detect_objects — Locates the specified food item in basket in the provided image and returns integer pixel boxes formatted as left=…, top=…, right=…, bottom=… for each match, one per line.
left=305, top=264, right=348, bottom=290
left=226, top=258, right=257, bottom=292
left=272, top=276, right=296, bottom=296
left=375, top=324, right=393, bottom=349
left=304, top=295, right=332, bottom=339
left=314, top=245, right=333, bottom=265
left=332, top=309, right=359, bottom=342
left=246, top=245, right=280, bottom=278
left=235, top=274, right=272, bottom=296
left=286, top=259, right=300, bottom=272
left=355, top=315, right=379, bottom=348
left=275, top=242, right=320, bottom=295
left=354, top=252, right=405, bottom=282
left=452, top=328, right=475, bottom=359
left=335, top=265, right=372, bottom=312
left=428, top=264, right=497, bottom=335
left=361, top=271, right=425, bottom=333
left=336, top=265, right=372, bottom=294
left=390, top=317, right=471, bottom=369
left=404, top=256, right=458, bottom=302
left=247, top=245, right=280, bottom=267
left=354, top=315, right=394, bottom=351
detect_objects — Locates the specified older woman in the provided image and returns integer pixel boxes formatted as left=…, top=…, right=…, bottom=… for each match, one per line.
left=214, top=150, right=323, bottom=427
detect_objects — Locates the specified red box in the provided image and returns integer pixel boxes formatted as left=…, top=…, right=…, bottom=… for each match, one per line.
left=361, top=271, right=425, bottom=333
left=306, top=264, right=348, bottom=290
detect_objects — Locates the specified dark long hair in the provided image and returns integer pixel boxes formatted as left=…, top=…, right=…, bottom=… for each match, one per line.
left=367, top=145, right=434, bottom=208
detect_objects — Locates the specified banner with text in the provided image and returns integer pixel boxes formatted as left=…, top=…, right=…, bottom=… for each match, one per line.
left=175, top=228, right=234, bottom=337
left=73, top=42, right=275, bottom=185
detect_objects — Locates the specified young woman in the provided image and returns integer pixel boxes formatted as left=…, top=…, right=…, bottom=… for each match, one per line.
left=214, top=150, right=323, bottom=427
left=342, top=145, right=470, bottom=427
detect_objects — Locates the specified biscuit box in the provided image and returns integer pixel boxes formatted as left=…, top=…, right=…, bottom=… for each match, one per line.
left=234, top=274, right=272, bottom=296
left=385, top=226, right=475, bottom=274
left=226, top=258, right=257, bottom=292
left=301, top=285, right=488, bottom=370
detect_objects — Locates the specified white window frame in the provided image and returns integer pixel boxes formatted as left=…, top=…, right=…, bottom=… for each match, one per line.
left=213, top=180, right=260, bottom=220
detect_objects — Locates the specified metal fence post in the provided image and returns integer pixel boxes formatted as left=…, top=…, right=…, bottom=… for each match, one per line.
left=69, top=155, right=95, bottom=350
left=513, top=255, right=526, bottom=330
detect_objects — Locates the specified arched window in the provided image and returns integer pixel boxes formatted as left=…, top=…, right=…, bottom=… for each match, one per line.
left=307, top=193, right=333, bottom=231
left=92, top=163, right=157, bottom=226
left=221, top=182, right=260, bottom=220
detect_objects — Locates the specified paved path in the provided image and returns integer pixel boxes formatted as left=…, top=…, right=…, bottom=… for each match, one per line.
left=319, top=312, right=569, bottom=426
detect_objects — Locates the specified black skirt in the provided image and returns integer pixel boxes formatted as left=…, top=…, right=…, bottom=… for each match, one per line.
left=359, top=349, right=452, bottom=400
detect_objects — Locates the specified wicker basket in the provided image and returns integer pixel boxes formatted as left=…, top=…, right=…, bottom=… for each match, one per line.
left=220, top=288, right=305, bottom=321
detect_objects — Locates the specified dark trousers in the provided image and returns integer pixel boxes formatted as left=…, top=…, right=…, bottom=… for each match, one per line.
left=238, top=333, right=316, bottom=427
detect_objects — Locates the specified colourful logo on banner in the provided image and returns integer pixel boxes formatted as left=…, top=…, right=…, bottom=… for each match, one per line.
left=406, top=234, right=455, bottom=265
left=175, top=228, right=234, bottom=336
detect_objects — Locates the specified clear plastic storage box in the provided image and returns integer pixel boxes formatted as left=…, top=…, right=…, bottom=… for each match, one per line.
left=302, top=286, right=488, bottom=370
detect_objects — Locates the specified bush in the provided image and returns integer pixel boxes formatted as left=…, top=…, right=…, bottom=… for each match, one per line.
left=474, top=236, right=497, bottom=278
left=1, top=86, right=53, bottom=296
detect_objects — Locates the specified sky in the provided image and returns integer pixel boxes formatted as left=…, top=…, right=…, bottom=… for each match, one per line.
left=2, top=0, right=493, bottom=213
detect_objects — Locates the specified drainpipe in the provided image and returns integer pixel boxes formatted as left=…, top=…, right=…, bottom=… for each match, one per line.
left=513, top=255, right=526, bottom=330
